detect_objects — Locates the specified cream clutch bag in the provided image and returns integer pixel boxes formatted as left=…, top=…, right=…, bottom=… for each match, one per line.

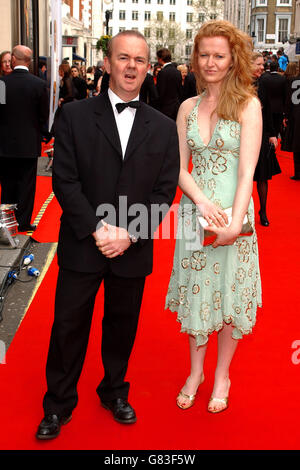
left=198, top=207, right=253, bottom=246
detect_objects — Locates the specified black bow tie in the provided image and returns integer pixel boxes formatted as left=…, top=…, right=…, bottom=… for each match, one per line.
left=115, top=101, right=141, bottom=113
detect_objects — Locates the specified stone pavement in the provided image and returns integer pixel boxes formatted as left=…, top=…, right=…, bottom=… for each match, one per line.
left=0, top=234, right=32, bottom=321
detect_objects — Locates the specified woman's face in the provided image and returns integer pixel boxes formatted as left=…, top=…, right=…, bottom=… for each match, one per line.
left=197, top=36, right=233, bottom=85
left=181, top=67, right=188, bottom=80
left=252, top=57, right=264, bottom=79
left=1, top=53, right=12, bottom=75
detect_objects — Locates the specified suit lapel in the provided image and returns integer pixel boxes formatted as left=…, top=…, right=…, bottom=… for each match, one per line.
left=124, top=104, right=150, bottom=162
left=93, top=92, right=122, bottom=157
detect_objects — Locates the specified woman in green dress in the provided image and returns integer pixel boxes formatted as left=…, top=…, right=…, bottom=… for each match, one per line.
left=165, top=21, right=262, bottom=413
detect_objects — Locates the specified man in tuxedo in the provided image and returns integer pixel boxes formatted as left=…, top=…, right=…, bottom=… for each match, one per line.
left=36, top=30, right=179, bottom=440
left=259, top=61, right=287, bottom=137
left=0, top=45, right=49, bottom=232
left=140, top=71, right=159, bottom=108
left=156, top=48, right=182, bottom=120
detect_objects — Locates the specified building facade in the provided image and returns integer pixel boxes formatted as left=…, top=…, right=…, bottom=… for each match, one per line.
left=294, top=0, right=300, bottom=37
left=0, top=0, right=104, bottom=71
left=0, top=0, right=50, bottom=70
left=61, top=0, right=104, bottom=67
left=103, top=0, right=224, bottom=63
left=223, top=0, right=251, bottom=33
left=250, top=0, right=297, bottom=51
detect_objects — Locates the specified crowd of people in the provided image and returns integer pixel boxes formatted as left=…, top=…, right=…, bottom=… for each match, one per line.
left=0, top=24, right=299, bottom=439
left=49, top=53, right=197, bottom=123
left=251, top=48, right=300, bottom=226
left=48, top=44, right=299, bottom=230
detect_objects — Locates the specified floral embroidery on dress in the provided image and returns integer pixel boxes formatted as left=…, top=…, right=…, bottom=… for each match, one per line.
left=229, top=122, right=240, bottom=139
left=190, top=251, right=207, bottom=271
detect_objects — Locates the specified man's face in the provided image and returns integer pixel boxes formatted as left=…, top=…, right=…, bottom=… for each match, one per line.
left=71, top=67, right=79, bottom=78
left=104, top=35, right=150, bottom=101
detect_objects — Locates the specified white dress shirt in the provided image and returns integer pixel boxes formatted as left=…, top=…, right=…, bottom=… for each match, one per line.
left=13, top=66, right=29, bottom=71
left=108, top=88, right=139, bottom=158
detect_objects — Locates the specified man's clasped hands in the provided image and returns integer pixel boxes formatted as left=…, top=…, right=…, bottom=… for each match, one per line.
left=93, top=221, right=131, bottom=259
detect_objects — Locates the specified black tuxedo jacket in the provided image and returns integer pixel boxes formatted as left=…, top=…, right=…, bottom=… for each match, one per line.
left=53, top=91, right=180, bottom=277
left=156, top=63, right=182, bottom=120
left=259, top=72, right=287, bottom=114
left=0, top=69, right=49, bottom=158
left=182, top=72, right=197, bottom=102
left=140, top=73, right=159, bottom=109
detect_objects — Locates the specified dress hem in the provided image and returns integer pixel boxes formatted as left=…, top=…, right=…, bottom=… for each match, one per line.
left=166, top=304, right=262, bottom=347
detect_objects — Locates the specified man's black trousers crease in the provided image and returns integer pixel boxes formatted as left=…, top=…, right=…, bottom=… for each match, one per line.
left=43, top=267, right=146, bottom=416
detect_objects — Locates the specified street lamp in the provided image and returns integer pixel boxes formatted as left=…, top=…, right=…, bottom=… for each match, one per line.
left=105, top=10, right=111, bottom=36
left=103, top=0, right=114, bottom=36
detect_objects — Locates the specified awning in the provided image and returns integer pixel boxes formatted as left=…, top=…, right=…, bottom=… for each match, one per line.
left=72, top=53, right=86, bottom=62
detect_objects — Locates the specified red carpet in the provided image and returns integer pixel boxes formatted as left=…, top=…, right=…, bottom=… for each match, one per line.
left=31, top=194, right=62, bottom=243
left=0, top=149, right=300, bottom=450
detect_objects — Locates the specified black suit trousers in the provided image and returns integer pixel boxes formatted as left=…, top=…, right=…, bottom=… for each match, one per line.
left=0, top=157, right=37, bottom=228
left=42, top=266, right=145, bottom=416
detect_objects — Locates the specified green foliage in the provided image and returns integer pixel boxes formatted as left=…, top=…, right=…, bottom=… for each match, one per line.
left=96, top=35, right=112, bottom=56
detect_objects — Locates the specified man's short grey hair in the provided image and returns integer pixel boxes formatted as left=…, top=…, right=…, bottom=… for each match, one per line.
left=107, top=30, right=150, bottom=62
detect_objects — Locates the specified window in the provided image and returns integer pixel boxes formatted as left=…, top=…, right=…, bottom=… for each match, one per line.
left=119, top=10, right=126, bottom=20
left=198, top=14, right=205, bottom=22
left=256, top=0, right=267, bottom=5
left=211, top=0, right=217, bottom=5
left=132, top=0, right=138, bottom=3
left=156, top=28, right=163, bottom=39
left=186, top=29, right=192, bottom=39
left=144, top=28, right=151, bottom=38
left=169, top=12, right=175, bottom=21
left=169, top=45, right=175, bottom=55
left=185, top=45, right=192, bottom=56
left=257, top=18, right=265, bottom=42
left=198, top=0, right=205, bottom=5
left=132, top=10, right=138, bottom=20
left=145, top=0, right=151, bottom=3
left=157, top=11, right=163, bottom=21
left=158, top=0, right=164, bottom=3
left=187, top=0, right=193, bottom=5
left=186, top=12, right=193, bottom=22
left=145, top=11, right=151, bottom=20
left=210, top=13, right=217, bottom=19
left=278, top=18, right=289, bottom=42
left=277, top=0, right=292, bottom=4
left=170, top=0, right=176, bottom=4
left=169, top=29, right=175, bottom=39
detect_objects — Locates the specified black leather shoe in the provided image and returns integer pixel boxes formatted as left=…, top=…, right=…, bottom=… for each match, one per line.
left=290, top=176, right=300, bottom=181
left=101, top=398, right=137, bottom=424
left=259, top=211, right=269, bottom=227
left=36, top=414, right=72, bottom=440
left=18, top=224, right=37, bottom=232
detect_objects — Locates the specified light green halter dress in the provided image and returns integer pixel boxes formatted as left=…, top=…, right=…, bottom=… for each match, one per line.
left=165, top=95, right=262, bottom=346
